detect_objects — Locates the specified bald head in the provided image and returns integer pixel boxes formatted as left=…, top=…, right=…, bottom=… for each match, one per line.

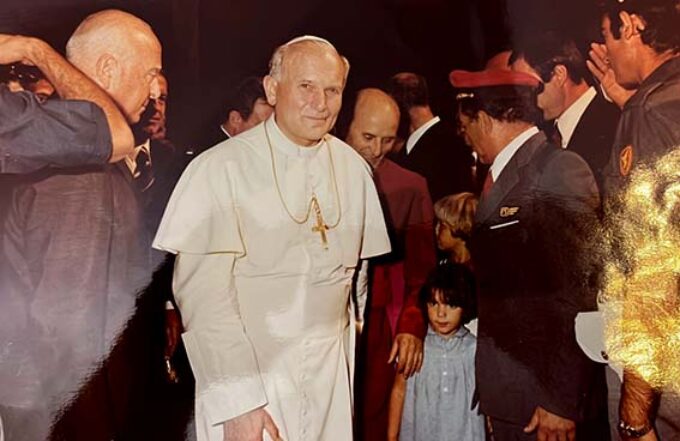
left=66, top=9, right=162, bottom=123
left=346, top=88, right=400, bottom=168
left=66, top=10, right=158, bottom=67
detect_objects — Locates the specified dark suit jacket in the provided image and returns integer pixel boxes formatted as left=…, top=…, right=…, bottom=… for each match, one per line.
left=565, top=92, right=620, bottom=197
left=470, top=131, right=606, bottom=426
left=393, top=119, right=474, bottom=203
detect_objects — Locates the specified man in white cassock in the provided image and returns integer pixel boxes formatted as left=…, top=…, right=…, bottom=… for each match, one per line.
left=153, top=35, right=390, bottom=441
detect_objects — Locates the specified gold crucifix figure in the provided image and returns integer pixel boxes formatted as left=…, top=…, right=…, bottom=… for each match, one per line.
left=311, top=195, right=329, bottom=249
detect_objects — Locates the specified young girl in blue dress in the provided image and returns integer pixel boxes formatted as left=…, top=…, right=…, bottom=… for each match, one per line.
left=388, top=263, right=485, bottom=441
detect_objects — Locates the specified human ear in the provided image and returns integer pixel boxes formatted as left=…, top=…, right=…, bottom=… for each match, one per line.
left=552, top=64, right=568, bottom=86
left=262, top=75, right=278, bottom=106
left=478, top=110, right=493, bottom=134
left=95, top=54, right=117, bottom=91
left=228, top=110, right=244, bottom=131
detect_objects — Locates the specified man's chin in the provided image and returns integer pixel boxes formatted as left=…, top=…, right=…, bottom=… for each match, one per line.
left=301, top=127, right=331, bottom=143
left=128, top=112, right=143, bottom=125
left=145, top=122, right=162, bottom=134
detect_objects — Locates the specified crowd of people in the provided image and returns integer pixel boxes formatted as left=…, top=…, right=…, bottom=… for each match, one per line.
left=0, top=0, right=679, bottom=440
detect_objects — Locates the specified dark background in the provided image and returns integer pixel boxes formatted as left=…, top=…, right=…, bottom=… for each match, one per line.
left=2, top=0, right=603, bottom=150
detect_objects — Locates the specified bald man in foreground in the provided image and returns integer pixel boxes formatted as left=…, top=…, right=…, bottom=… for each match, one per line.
left=0, top=10, right=162, bottom=440
left=346, top=88, right=436, bottom=441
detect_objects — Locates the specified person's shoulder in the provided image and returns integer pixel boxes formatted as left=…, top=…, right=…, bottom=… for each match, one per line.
left=380, top=159, right=429, bottom=191
left=628, top=62, right=680, bottom=111
left=461, top=328, right=478, bottom=349
left=540, top=147, right=594, bottom=181
left=535, top=147, right=599, bottom=206
left=640, top=79, right=680, bottom=111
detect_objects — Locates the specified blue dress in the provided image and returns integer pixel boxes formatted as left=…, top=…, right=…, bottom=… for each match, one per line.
left=400, top=326, right=485, bottom=441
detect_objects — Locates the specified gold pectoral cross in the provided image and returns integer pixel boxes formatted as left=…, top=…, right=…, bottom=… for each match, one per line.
left=311, top=195, right=329, bottom=249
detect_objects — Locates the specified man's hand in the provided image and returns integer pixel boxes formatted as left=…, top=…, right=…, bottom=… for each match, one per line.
left=523, top=406, right=576, bottom=441
left=388, top=333, right=423, bottom=378
left=586, top=42, right=635, bottom=109
left=223, top=407, right=283, bottom=441
left=164, top=308, right=183, bottom=358
left=0, top=34, right=34, bottom=65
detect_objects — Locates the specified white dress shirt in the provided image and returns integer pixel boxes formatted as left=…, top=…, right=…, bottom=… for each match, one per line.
left=220, top=124, right=232, bottom=138
left=489, top=126, right=539, bottom=181
left=124, top=138, right=152, bottom=177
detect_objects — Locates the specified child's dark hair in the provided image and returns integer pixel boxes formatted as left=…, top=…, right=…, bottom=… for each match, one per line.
left=418, top=263, right=477, bottom=324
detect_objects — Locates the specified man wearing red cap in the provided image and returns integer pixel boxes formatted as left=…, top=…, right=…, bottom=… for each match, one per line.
left=450, top=69, right=609, bottom=440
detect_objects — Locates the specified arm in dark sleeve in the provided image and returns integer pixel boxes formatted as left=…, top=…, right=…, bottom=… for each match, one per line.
left=535, top=151, right=603, bottom=421
left=0, top=85, right=112, bottom=174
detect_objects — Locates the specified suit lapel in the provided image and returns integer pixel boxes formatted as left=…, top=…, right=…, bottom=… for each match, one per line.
left=476, top=132, right=547, bottom=223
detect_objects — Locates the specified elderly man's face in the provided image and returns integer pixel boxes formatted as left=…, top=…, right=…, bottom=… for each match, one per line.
left=346, top=93, right=399, bottom=169
left=113, top=35, right=162, bottom=124
left=457, top=110, right=492, bottom=164
left=265, top=44, right=345, bottom=146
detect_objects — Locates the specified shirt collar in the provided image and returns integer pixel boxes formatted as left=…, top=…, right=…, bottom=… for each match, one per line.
left=556, top=86, right=596, bottom=149
left=490, top=126, right=539, bottom=181
left=124, top=138, right=151, bottom=176
left=220, top=124, right=232, bottom=138
left=405, top=116, right=440, bottom=155
left=266, top=114, right=324, bottom=158
left=427, top=324, right=470, bottom=343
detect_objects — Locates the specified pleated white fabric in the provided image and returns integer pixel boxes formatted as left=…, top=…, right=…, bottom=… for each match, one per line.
left=154, top=116, right=390, bottom=441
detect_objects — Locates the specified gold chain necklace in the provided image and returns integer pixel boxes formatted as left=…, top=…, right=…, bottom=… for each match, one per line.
left=264, top=122, right=342, bottom=247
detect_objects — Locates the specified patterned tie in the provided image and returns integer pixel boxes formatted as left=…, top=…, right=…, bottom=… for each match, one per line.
left=481, top=170, right=494, bottom=197
left=135, top=147, right=154, bottom=192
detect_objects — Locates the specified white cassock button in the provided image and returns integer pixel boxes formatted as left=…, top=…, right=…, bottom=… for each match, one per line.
left=442, top=371, right=448, bottom=376
left=443, top=387, right=449, bottom=392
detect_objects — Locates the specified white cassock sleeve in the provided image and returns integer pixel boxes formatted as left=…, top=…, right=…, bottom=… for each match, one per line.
left=153, top=154, right=267, bottom=431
